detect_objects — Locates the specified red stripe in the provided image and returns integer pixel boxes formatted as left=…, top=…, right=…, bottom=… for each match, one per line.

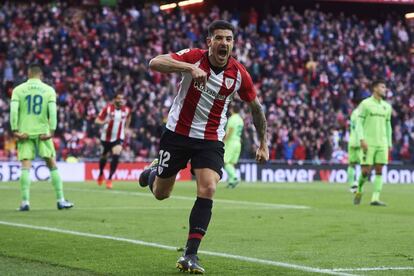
left=105, top=105, right=114, bottom=142
left=204, top=78, right=229, bottom=140
left=175, top=57, right=210, bottom=136
left=188, top=233, right=204, bottom=240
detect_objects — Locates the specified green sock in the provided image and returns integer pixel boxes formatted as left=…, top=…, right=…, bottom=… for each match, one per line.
left=20, top=169, right=31, bottom=202
left=50, top=168, right=64, bottom=201
left=371, top=175, right=383, bottom=202
left=224, top=163, right=237, bottom=183
left=357, top=174, right=368, bottom=193
left=347, top=166, right=355, bottom=187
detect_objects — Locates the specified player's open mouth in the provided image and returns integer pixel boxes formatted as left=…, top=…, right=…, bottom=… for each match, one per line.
left=218, top=48, right=227, bottom=57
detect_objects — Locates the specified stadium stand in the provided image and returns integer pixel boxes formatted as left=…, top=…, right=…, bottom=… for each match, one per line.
left=0, top=1, right=413, bottom=163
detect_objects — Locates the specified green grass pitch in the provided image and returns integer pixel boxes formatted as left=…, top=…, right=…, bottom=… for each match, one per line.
left=0, top=181, right=413, bottom=275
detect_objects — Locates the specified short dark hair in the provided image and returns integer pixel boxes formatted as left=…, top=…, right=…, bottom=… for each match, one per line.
left=28, top=63, right=42, bottom=75
left=371, top=79, right=386, bottom=90
left=208, top=20, right=235, bottom=37
left=232, top=104, right=241, bottom=113
left=113, top=91, right=124, bottom=99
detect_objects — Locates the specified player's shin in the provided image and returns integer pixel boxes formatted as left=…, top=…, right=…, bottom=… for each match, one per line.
left=371, top=175, right=383, bottom=202
left=224, top=163, right=236, bottom=184
left=20, top=168, right=31, bottom=203
left=109, top=155, right=120, bottom=180
left=357, top=173, right=368, bottom=193
left=99, top=158, right=107, bottom=176
left=347, top=166, right=355, bottom=187
left=184, top=197, right=213, bottom=255
left=50, top=168, right=64, bottom=201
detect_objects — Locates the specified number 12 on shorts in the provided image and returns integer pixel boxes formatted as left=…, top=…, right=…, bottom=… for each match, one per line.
left=159, top=150, right=170, bottom=168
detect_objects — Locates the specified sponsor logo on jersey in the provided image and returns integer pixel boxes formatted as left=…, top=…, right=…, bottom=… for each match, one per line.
left=193, top=81, right=226, bottom=100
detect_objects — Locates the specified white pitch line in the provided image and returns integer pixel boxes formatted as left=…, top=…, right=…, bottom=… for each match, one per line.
left=65, top=187, right=311, bottom=210
left=0, top=185, right=310, bottom=209
left=0, top=220, right=355, bottom=276
left=330, top=266, right=414, bottom=272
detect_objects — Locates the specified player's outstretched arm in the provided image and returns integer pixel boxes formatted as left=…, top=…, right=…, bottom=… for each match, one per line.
left=248, top=97, right=269, bottom=163
left=149, top=54, right=206, bottom=85
left=95, top=117, right=106, bottom=125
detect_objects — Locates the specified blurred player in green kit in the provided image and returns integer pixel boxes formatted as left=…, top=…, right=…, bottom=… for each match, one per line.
left=354, top=79, right=392, bottom=206
left=223, top=104, right=244, bottom=188
left=347, top=92, right=370, bottom=193
left=10, top=64, right=74, bottom=211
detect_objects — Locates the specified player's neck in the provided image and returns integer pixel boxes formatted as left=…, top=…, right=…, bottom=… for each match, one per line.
left=207, top=55, right=228, bottom=74
left=373, top=94, right=382, bottom=101
left=28, top=77, right=41, bottom=81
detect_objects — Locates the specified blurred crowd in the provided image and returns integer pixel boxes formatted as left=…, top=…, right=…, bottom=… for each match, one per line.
left=0, top=1, right=413, bottom=163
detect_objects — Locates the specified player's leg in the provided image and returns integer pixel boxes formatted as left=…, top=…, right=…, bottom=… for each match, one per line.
left=176, top=145, right=223, bottom=274
left=19, top=160, right=32, bottom=211
left=176, top=168, right=219, bottom=274
left=224, top=142, right=241, bottom=188
left=370, top=147, right=388, bottom=206
left=98, top=141, right=111, bottom=186
left=355, top=146, right=373, bottom=205
left=347, top=163, right=357, bottom=192
left=40, top=139, right=73, bottom=210
left=17, top=139, right=35, bottom=211
left=106, top=143, right=122, bottom=189
left=347, top=147, right=360, bottom=193
left=139, top=130, right=188, bottom=200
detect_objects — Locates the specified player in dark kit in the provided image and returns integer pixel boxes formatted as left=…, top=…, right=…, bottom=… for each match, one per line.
left=139, top=20, right=269, bottom=274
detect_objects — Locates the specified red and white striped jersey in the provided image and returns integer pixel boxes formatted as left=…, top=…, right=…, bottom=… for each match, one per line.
left=167, top=48, right=256, bottom=141
left=97, top=104, right=131, bottom=142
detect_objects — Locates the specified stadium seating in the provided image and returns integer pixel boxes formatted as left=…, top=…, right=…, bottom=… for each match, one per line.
left=0, top=1, right=412, bottom=163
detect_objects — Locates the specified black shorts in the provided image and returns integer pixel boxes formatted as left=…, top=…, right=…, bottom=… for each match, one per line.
left=157, top=129, right=224, bottom=179
left=101, top=139, right=123, bottom=155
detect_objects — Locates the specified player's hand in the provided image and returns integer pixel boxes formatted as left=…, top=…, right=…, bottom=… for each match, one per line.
left=255, top=143, right=269, bottom=163
left=360, top=140, right=368, bottom=152
left=39, top=134, right=53, bottom=141
left=13, top=132, right=28, bottom=140
left=191, top=66, right=207, bottom=86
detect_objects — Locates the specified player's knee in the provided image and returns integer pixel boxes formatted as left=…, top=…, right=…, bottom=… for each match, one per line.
left=153, top=189, right=170, bottom=200
left=152, top=184, right=170, bottom=200
left=198, top=183, right=216, bottom=198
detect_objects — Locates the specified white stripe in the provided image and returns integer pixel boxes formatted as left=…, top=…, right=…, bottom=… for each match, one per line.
left=189, top=73, right=223, bottom=139
left=330, top=266, right=414, bottom=272
left=166, top=61, right=201, bottom=132
left=234, top=68, right=242, bottom=94
left=110, top=109, right=122, bottom=142
left=217, top=70, right=241, bottom=141
left=0, top=220, right=355, bottom=276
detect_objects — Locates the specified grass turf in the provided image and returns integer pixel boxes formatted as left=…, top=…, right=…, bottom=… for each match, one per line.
left=0, top=181, right=413, bottom=275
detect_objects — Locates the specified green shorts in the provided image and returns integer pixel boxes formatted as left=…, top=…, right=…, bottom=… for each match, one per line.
left=361, top=146, right=388, bottom=166
left=348, top=146, right=361, bottom=164
left=17, top=136, right=56, bottom=161
left=224, top=141, right=241, bottom=164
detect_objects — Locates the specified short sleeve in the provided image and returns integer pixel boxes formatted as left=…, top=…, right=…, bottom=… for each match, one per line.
left=238, top=66, right=257, bottom=102
left=48, top=87, right=57, bottom=103
left=11, top=87, right=20, bottom=102
left=358, top=101, right=367, bottom=119
left=170, top=48, right=206, bottom=64
left=98, top=105, right=108, bottom=120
